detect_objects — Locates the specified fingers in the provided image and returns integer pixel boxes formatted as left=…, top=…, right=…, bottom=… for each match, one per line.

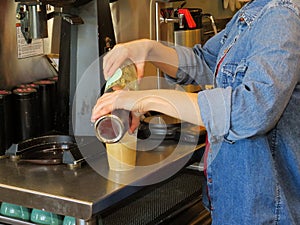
left=135, top=62, right=145, bottom=82
left=103, top=40, right=149, bottom=80
left=128, top=112, right=141, bottom=134
left=229, top=0, right=236, bottom=11
left=91, top=92, right=119, bottom=122
left=103, top=45, right=128, bottom=79
left=223, top=0, right=229, bottom=9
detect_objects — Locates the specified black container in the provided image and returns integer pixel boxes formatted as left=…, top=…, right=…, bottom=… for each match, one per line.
left=47, top=76, right=59, bottom=127
left=47, top=76, right=58, bottom=99
left=17, top=83, right=42, bottom=134
left=189, top=8, right=203, bottom=29
left=0, top=90, right=13, bottom=157
left=33, top=79, right=56, bottom=134
left=12, top=87, right=39, bottom=143
left=47, top=75, right=58, bottom=89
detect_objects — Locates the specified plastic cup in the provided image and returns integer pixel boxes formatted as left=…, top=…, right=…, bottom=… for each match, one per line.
left=0, top=202, right=30, bottom=221
left=63, top=216, right=76, bottom=225
left=31, top=209, right=63, bottom=225
left=106, top=131, right=137, bottom=171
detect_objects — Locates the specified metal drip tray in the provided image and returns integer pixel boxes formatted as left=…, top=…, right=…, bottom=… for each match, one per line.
left=8, top=135, right=84, bottom=167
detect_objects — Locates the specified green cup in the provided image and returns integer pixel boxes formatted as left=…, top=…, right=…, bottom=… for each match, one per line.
left=63, top=216, right=76, bottom=225
left=0, top=202, right=30, bottom=221
left=31, top=209, right=63, bottom=225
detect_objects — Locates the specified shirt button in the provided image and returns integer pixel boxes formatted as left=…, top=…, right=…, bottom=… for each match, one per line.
left=239, top=17, right=245, bottom=21
left=208, top=178, right=212, bottom=183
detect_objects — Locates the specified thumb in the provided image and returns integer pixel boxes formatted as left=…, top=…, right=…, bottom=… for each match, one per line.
left=135, top=62, right=145, bottom=82
left=128, top=112, right=141, bottom=134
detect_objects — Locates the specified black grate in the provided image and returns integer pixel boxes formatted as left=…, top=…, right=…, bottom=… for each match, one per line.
left=102, top=170, right=204, bottom=225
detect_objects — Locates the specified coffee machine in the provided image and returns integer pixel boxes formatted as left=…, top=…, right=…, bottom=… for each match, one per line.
left=13, top=0, right=116, bottom=138
left=14, top=0, right=94, bottom=43
left=0, top=0, right=117, bottom=166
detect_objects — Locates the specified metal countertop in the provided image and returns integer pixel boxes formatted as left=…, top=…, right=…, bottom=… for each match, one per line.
left=0, top=138, right=204, bottom=221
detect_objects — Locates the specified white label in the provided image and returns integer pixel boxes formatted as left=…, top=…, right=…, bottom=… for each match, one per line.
left=16, top=23, right=44, bottom=59
left=105, top=68, right=122, bottom=91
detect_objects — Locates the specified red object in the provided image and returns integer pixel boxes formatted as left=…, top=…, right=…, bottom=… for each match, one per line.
left=0, top=90, right=11, bottom=95
left=178, top=9, right=197, bottom=29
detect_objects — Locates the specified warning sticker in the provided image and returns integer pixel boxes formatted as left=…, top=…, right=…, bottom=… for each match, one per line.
left=16, top=23, right=44, bottom=59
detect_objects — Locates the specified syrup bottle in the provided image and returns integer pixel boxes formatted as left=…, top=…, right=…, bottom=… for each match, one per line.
left=94, top=60, right=138, bottom=143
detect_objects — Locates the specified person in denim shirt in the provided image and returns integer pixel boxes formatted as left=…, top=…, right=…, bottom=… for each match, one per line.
left=91, top=0, right=300, bottom=224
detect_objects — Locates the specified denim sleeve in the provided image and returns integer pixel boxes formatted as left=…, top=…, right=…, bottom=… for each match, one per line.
left=198, top=87, right=232, bottom=143
left=227, top=7, right=300, bottom=140
left=165, top=29, right=226, bottom=85
left=197, top=6, right=300, bottom=142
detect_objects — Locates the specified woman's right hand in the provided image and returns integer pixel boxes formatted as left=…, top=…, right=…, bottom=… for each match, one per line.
left=103, top=38, right=179, bottom=81
left=103, top=39, right=155, bottom=81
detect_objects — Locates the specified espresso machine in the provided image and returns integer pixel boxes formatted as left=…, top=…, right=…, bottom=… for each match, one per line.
left=0, top=0, right=116, bottom=168
left=12, top=0, right=116, bottom=137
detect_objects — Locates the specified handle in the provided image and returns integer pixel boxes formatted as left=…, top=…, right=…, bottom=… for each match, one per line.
left=178, top=9, right=196, bottom=29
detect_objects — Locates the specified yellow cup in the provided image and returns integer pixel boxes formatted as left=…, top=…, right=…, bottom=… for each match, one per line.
left=106, top=131, right=137, bottom=171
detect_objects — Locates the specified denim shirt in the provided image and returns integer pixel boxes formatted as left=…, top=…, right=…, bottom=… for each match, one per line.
left=171, top=0, right=300, bottom=224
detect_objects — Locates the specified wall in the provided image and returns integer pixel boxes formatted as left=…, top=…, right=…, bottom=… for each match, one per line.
left=183, top=0, right=236, bottom=19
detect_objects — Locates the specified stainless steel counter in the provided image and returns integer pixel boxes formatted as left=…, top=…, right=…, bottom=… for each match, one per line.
left=0, top=138, right=204, bottom=223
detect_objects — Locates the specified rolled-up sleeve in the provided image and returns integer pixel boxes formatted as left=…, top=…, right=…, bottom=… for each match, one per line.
left=198, top=87, right=232, bottom=143
left=172, top=45, right=214, bottom=85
